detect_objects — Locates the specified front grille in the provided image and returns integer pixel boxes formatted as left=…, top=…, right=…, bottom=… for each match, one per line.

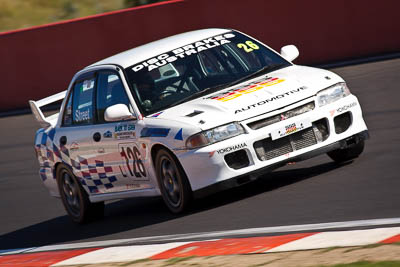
left=248, top=102, right=315, bottom=130
left=254, top=136, right=293, bottom=161
left=291, top=127, right=317, bottom=150
left=254, top=127, right=318, bottom=161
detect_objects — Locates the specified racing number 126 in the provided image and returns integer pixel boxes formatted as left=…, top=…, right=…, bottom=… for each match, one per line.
left=119, top=145, right=146, bottom=178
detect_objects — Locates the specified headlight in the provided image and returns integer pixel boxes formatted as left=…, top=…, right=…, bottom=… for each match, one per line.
left=186, top=122, right=245, bottom=149
left=316, top=83, right=350, bottom=107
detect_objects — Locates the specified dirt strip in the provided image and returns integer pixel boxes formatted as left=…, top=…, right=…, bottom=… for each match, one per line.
left=59, top=243, right=400, bottom=266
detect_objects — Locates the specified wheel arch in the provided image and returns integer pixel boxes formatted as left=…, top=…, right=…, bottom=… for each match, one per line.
left=53, top=162, right=63, bottom=180
left=150, top=143, right=192, bottom=191
left=53, top=162, right=72, bottom=179
left=53, top=162, right=90, bottom=196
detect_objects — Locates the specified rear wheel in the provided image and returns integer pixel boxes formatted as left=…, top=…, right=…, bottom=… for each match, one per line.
left=56, top=165, right=104, bottom=223
left=327, top=140, right=365, bottom=163
left=155, top=149, right=192, bottom=213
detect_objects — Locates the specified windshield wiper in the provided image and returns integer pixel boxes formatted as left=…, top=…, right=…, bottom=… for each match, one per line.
left=227, top=64, right=287, bottom=88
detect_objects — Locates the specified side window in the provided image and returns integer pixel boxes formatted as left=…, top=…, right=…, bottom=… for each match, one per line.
left=72, top=77, right=95, bottom=125
left=62, top=92, right=73, bottom=126
left=96, top=72, right=131, bottom=123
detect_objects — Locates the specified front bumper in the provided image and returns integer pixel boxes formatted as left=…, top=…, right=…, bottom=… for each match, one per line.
left=193, top=130, right=369, bottom=198
left=177, top=94, right=368, bottom=193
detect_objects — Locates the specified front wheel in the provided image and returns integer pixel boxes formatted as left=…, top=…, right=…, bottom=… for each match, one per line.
left=56, top=165, right=104, bottom=223
left=155, top=149, right=192, bottom=213
left=327, top=140, right=365, bottom=163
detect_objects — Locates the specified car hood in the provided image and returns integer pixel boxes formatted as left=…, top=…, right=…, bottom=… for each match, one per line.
left=148, top=65, right=343, bottom=130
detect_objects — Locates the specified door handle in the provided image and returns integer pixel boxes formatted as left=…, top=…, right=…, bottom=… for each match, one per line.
left=60, top=136, right=67, bottom=146
left=93, top=132, right=101, bottom=142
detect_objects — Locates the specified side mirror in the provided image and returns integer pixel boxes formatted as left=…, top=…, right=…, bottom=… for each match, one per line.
left=280, top=45, right=299, bottom=62
left=104, top=104, right=136, bottom=122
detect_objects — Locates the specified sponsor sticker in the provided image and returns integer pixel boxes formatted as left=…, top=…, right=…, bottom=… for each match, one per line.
left=115, top=124, right=135, bottom=132
left=330, top=102, right=357, bottom=116
left=270, top=118, right=312, bottom=140
left=217, top=143, right=247, bottom=154
left=103, top=131, right=112, bottom=138
left=114, top=131, right=136, bottom=140
left=336, top=102, right=357, bottom=113
left=114, top=124, right=136, bottom=140
left=81, top=79, right=94, bottom=92
left=75, top=108, right=90, bottom=122
left=131, top=33, right=235, bottom=73
left=78, top=101, right=92, bottom=110
left=208, top=77, right=285, bottom=102
left=234, top=86, right=307, bottom=114
left=125, top=184, right=152, bottom=190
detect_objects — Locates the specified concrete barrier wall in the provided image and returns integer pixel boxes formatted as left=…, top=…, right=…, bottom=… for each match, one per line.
left=1, top=0, right=399, bottom=111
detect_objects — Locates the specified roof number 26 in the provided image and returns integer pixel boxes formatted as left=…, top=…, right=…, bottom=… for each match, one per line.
left=237, top=41, right=259, bottom=53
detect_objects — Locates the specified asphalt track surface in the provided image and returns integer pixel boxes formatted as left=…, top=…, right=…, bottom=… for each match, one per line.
left=1, top=58, right=400, bottom=251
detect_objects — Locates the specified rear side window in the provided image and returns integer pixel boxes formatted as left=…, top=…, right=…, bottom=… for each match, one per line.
left=62, top=93, right=73, bottom=126
left=72, top=77, right=95, bottom=125
left=96, top=72, right=130, bottom=123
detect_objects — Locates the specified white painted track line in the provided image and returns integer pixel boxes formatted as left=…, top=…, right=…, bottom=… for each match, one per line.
left=51, top=242, right=191, bottom=266
left=268, top=227, right=400, bottom=252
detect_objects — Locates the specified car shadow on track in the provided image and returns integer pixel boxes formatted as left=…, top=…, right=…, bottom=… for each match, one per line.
left=190, top=161, right=350, bottom=213
left=0, top=161, right=348, bottom=250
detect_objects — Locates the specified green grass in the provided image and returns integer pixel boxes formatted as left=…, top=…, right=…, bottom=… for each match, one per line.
left=343, top=242, right=400, bottom=253
left=248, top=258, right=281, bottom=267
left=344, top=244, right=385, bottom=253
left=316, top=261, right=400, bottom=267
left=163, top=256, right=196, bottom=266
left=317, top=246, right=343, bottom=254
left=119, top=258, right=151, bottom=266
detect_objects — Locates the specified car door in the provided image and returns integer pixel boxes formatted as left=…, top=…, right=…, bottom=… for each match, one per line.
left=56, top=72, right=105, bottom=195
left=92, top=70, right=152, bottom=193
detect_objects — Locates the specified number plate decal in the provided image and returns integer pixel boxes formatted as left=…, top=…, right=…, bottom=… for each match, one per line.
left=270, top=119, right=312, bottom=140
left=118, top=143, right=148, bottom=180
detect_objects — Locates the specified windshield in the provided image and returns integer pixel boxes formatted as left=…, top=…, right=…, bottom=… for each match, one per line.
left=124, top=30, right=291, bottom=116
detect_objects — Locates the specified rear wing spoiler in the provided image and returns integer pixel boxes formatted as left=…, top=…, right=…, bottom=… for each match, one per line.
left=29, top=90, right=67, bottom=128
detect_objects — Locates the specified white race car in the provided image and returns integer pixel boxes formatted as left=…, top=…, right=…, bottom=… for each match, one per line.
left=30, top=28, right=368, bottom=223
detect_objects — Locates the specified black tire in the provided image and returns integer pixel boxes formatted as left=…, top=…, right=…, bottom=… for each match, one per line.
left=327, top=140, right=365, bottom=163
left=155, top=148, right=192, bottom=213
left=56, top=165, right=104, bottom=223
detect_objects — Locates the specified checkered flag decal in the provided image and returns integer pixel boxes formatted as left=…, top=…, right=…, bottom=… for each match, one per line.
left=35, top=128, right=118, bottom=193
